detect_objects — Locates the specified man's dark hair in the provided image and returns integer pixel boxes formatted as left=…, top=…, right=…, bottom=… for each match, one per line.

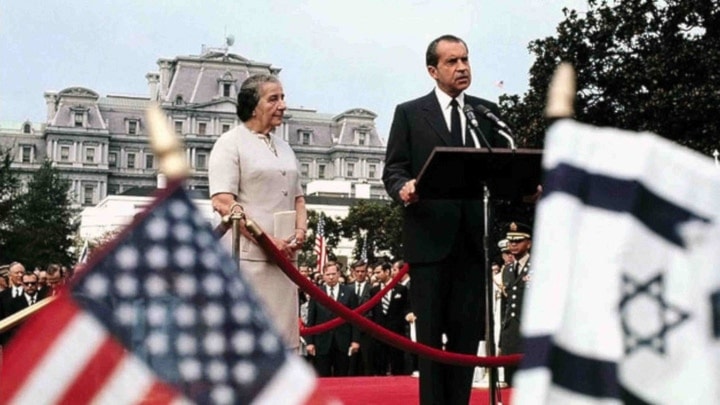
left=236, top=74, right=281, bottom=121
left=425, top=34, right=467, bottom=67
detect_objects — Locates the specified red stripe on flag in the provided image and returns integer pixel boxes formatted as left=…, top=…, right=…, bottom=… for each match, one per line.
left=138, top=380, right=180, bottom=404
left=0, top=297, right=79, bottom=403
left=55, top=335, right=125, bottom=404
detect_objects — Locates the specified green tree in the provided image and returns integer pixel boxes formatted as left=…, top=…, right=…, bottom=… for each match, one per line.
left=500, top=0, right=720, bottom=153
left=0, top=147, right=21, bottom=262
left=340, top=200, right=403, bottom=263
left=4, top=160, right=78, bottom=268
left=297, top=210, right=342, bottom=268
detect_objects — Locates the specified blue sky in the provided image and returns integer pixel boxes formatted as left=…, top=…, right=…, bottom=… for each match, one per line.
left=0, top=0, right=588, bottom=139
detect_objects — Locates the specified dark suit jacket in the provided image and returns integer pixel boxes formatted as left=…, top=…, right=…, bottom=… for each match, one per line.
left=369, top=284, right=410, bottom=334
left=306, top=284, right=360, bottom=356
left=382, top=91, right=502, bottom=263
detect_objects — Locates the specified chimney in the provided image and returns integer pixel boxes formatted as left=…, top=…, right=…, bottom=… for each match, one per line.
left=157, top=59, right=173, bottom=100
left=145, top=72, right=160, bottom=101
left=43, top=92, right=58, bottom=123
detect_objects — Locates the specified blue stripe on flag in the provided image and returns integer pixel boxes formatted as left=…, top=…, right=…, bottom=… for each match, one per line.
left=520, top=335, right=621, bottom=400
left=544, top=163, right=710, bottom=247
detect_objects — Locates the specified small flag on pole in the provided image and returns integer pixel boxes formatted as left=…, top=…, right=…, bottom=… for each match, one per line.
left=514, top=120, right=720, bottom=404
left=78, top=239, right=89, bottom=264
left=315, top=215, right=327, bottom=274
left=0, top=181, right=320, bottom=405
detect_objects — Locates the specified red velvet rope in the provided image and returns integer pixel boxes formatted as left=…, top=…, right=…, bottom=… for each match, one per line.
left=299, top=263, right=409, bottom=336
left=251, top=228, right=522, bottom=368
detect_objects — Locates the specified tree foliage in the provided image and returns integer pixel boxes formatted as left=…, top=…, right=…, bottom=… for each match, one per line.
left=0, top=147, right=21, bottom=262
left=340, top=200, right=403, bottom=263
left=297, top=209, right=342, bottom=267
left=500, top=0, right=720, bottom=153
left=3, top=160, right=78, bottom=268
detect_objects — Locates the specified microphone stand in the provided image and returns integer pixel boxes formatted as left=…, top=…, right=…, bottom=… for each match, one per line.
left=467, top=124, right=502, bottom=405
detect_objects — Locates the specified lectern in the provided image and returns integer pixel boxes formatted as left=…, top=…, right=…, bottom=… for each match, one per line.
left=416, top=146, right=543, bottom=405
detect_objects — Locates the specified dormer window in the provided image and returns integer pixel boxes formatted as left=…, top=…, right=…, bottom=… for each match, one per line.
left=74, top=112, right=84, bottom=127
left=299, top=130, right=313, bottom=145
left=71, top=107, right=88, bottom=128
left=218, top=72, right=237, bottom=98
left=175, top=95, right=184, bottom=105
left=22, top=123, right=31, bottom=134
left=354, top=129, right=369, bottom=146
left=127, top=119, right=139, bottom=135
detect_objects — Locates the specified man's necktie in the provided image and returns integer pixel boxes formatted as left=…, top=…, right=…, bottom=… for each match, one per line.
left=330, top=286, right=335, bottom=300
left=356, top=283, right=360, bottom=296
left=450, top=98, right=463, bottom=147
left=382, top=286, right=390, bottom=315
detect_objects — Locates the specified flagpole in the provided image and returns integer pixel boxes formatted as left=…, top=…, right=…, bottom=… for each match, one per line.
left=146, top=104, right=189, bottom=181
left=0, top=296, right=56, bottom=333
left=713, top=149, right=719, bottom=167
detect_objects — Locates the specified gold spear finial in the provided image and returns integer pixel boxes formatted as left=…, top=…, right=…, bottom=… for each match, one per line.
left=545, top=62, right=576, bottom=119
left=145, top=104, right=189, bottom=180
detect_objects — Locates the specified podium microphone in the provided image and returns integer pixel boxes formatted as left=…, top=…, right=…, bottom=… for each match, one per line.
left=472, top=104, right=516, bottom=151
left=462, top=104, right=493, bottom=150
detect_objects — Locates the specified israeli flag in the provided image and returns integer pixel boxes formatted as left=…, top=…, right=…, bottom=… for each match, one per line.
left=514, top=120, right=720, bottom=404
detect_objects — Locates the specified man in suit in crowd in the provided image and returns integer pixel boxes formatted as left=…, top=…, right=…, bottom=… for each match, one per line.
left=306, top=263, right=360, bottom=377
left=392, top=259, right=418, bottom=375
left=382, top=34, right=503, bottom=404
left=348, top=259, right=373, bottom=376
left=499, top=222, right=532, bottom=386
left=369, top=261, right=410, bottom=376
left=8, top=273, right=46, bottom=315
left=1, top=262, right=26, bottom=318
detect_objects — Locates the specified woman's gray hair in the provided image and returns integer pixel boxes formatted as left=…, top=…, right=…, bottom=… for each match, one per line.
left=236, top=74, right=281, bottom=121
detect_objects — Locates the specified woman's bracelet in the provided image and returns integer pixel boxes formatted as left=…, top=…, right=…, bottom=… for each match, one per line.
left=295, top=228, right=307, bottom=234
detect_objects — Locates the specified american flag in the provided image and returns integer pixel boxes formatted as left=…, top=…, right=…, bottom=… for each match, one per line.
left=0, top=182, right=320, bottom=404
left=315, top=215, right=327, bottom=274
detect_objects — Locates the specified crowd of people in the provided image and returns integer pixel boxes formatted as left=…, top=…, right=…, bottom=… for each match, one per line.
left=0, top=261, right=71, bottom=346
left=297, top=259, right=417, bottom=378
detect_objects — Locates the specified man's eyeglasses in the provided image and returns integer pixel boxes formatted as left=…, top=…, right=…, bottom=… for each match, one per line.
left=23, top=281, right=37, bottom=286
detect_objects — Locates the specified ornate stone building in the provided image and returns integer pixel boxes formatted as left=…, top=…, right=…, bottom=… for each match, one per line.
left=0, top=46, right=388, bottom=206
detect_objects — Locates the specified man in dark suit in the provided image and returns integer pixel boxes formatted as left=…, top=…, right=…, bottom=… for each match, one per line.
left=369, top=261, right=409, bottom=376
left=348, top=259, right=373, bottom=376
left=499, top=222, right=532, bottom=386
left=305, top=263, right=360, bottom=377
left=382, top=34, right=502, bottom=404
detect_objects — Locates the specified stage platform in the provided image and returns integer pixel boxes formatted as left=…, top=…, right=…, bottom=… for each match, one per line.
left=316, top=376, right=513, bottom=404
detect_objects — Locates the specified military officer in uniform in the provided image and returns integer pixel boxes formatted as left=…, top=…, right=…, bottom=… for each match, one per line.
left=499, top=222, right=532, bottom=386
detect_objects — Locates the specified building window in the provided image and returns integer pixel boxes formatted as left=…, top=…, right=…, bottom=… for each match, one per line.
left=175, top=95, right=184, bottom=105
left=196, top=153, right=207, bottom=170
left=347, top=163, right=355, bottom=178
left=74, top=112, right=84, bottom=127
left=108, top=152, right=117, bottom=168
left=84, top=147, right=96, bottom=163
left=20, top=146, right=32, bottom=163
left=174, top=121, right=183, bottom=135
left=357, top=131, right=367, bottom=145
left=318, top=164, right=326, bottom=179
left=59, top=146, right=71, bottom=162
left=198, top=122, right=207, bottom=136
left=145, top=154, right=155, bottom=169
left=368, top=164, right=377, bottom=179
left=83, top=185, right=96, bottom=206
left=223, top=83, right=232, bottom=97
left=22, top=123, right=31, bottom=134
left=301, top=131, right=311, bottom=145
left=222, top=124, right=231, bottom=133
left=127, top=153, right=136, bottom=169
left=128, top=120, right=138, bottom=135
left=301, top=163, right=309, bottom=178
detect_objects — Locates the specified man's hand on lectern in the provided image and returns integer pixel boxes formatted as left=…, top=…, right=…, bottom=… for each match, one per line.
left=400, top=179, right=419, bottom=205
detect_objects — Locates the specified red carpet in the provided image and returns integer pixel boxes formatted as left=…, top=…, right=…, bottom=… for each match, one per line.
left=316, top=376, right=513, bottom=404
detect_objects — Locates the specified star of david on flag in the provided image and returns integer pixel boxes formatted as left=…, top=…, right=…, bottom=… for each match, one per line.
left=0, top=181, right=323, bottom=404
left=513, top=120, right=720, bottom=404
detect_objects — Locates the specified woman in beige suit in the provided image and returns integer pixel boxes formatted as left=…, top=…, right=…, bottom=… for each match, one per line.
left=209, top=74, right=307, bottom=351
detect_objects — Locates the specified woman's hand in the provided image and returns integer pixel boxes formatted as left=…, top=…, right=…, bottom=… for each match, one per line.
left=272, top=237, right=295, bottom=258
